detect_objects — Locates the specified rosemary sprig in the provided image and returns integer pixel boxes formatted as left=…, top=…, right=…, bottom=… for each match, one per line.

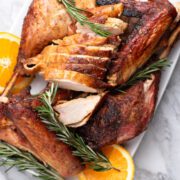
left=36, top=84, right=117, bottom=172
left=59, top=0, right=111, bottom=37
left=115, top=58, right=170, bottom=92
left=0, top=141, right=62, bottom=180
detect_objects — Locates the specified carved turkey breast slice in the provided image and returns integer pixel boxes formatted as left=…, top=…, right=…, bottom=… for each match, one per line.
left=53, top=33, right=108, bottom=46
left=44, top=70, right=109, bottom=93
left=54, top=93, right=106, bottom=127
left=23, top=35, right=117, bottom=92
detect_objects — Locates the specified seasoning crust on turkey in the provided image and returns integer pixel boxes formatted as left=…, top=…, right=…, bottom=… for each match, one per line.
left=0, top=0, right=179, bottom=178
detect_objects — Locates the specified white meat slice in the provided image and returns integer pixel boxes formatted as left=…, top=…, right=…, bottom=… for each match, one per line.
left=54, top=94, right=105, bottom=127
left=76, top=18, right=127, bottom=36
left=44, top=70, right=108, bottom=92
left=103, top=18, right=128, bottom=36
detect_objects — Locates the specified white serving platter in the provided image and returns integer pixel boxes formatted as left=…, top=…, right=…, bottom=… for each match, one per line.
left=0, top=0, right=179, bottom=180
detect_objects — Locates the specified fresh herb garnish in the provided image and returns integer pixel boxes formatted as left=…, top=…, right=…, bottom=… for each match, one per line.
left=59, top=0, right=111, bottom=37
left=0, top=141, right=62, bottom=180
left=115, top=58, right=170, bottom=92
left=35, top=59, right=169, bottom=172
left=36, top=84, right=118, bottom=172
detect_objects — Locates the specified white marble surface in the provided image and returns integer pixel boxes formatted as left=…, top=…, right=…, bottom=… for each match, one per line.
left=0, top=0, right=180, bottom=180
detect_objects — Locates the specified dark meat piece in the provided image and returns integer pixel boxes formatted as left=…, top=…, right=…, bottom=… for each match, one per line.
left=0, top=103, right=37, bottom=156
left=1, top=90, right=83, bottom=177
left=78, top=74, right=160, bottom=149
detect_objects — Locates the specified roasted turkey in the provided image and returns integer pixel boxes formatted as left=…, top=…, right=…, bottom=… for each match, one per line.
left=0, top=90, right=83, bottom=177
left=0, top=0, right=179, bottom=178
left=18, top=0, right=177, bottom=93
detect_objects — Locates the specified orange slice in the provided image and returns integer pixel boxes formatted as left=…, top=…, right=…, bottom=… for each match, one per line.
left=78, top=145, right=135, bottom=180
left=0, top=32, right=32, bottom=94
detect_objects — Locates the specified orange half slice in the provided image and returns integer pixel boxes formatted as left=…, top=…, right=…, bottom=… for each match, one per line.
left=78, top=145, right=135, bottom=180
left=0, top=32, right=32, bottom=94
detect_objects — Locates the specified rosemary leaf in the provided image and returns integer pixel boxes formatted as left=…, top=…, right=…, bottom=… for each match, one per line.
left=58, top=0, right=111, bottom=37
left=0, top=141, right=62, bottom=180
left=36, top=83, right=116, bottom=172
left=115, top=58, right=170, bottom=92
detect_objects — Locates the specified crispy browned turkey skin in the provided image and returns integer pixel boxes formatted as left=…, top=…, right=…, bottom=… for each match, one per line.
left=17, top=0, right=177, bottom=88
left=18, top=0, right=75, bottom=62
left=0, top=0, right=179, bottom=177
left=0, top=92, right=83, bottom=177
left=0, top=104, right=36, bottom=154
left=77, top=73, right=160, bottom=149
left=107, top=0, right=177, bottom=85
